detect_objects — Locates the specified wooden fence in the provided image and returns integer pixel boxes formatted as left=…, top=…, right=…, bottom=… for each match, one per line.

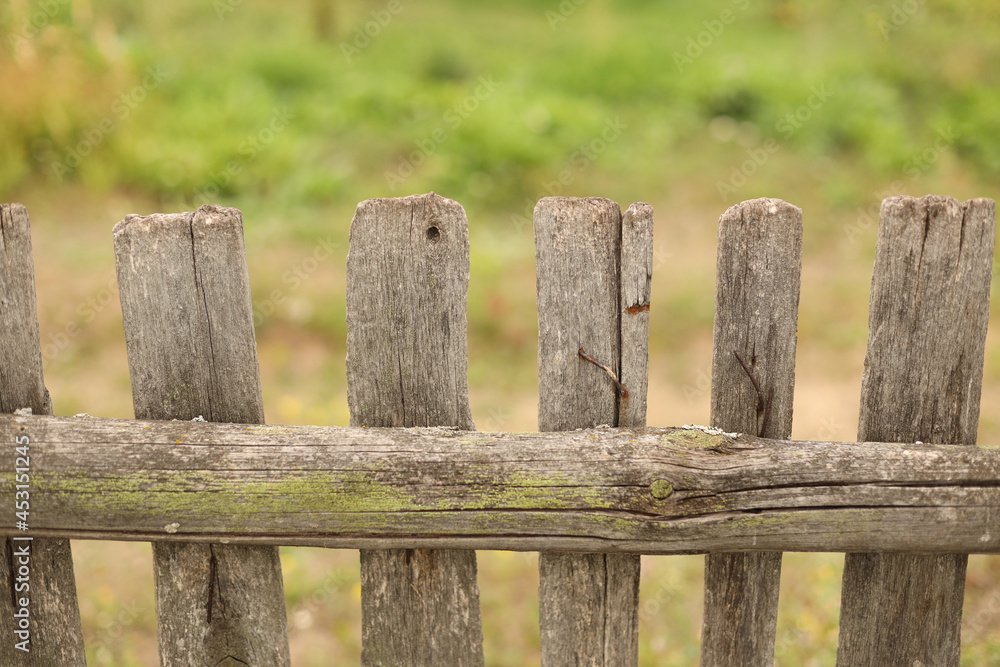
left=0, top=192, right=995, bottom=666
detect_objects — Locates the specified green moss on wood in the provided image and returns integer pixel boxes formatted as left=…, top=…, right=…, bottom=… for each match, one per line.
left=650, top=479, right=674, bottom=499
left=668, top=428, right=729, bottom=450
left=34, top=464, right=620, bottom=535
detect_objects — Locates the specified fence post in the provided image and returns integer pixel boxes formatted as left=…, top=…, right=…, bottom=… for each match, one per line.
left=345, top=193, right=484, bottom=666
left=836, top=195, right=995, bottom=665
left=113, top=205, right=290, bottom=666
left=535, top=197, right=652, bottom=666
left=701, top=198, right=802, bottom=667
left=0, top=204, right=86, bottom=664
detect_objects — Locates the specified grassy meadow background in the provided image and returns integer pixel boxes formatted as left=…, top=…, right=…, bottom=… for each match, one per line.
left=4, top=0, right=1000, bottom=663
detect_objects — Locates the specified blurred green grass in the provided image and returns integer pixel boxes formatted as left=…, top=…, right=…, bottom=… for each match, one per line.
left=5, top=0, right=1000, bottom=663
left=5, top=0, right=1000, bottom=211
left=6, top=0, right=1000, bottom=377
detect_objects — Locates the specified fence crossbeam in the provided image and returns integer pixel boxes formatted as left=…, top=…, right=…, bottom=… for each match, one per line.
left=4, top=414, right=1000, bottom=554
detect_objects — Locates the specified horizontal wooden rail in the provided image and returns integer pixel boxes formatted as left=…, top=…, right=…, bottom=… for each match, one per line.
left=3, top=413, right=1000, bottom=553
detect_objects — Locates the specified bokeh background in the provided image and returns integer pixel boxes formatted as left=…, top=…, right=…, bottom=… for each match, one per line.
left=4, top=0, right=1000, bottom=664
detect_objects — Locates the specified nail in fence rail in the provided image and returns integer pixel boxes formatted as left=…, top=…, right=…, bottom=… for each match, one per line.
left=836, top=196, right=996, bottom=665
left=534, top=197, right=651, bottom=666
left=0, top=204, right=86, bottom=665
left=114, top=206, right=291, bottom=666
left=701, top=199, right=802, bottom=666
left=345, top=193, right=484, bottom=666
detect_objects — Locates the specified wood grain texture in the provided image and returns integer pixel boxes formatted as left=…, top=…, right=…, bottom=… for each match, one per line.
left=535, top=197, right=641, bottom=667
left=837, top=195, right=995, bottom=666
left=346, top=193, right=483, bottom=666
left=4, top=415, right=1000, bottom=554
left=619, top=202, right=653, bottom=428
left=702, top=198, right=802, bottom=667
left=535, top=197, right=620, bottom=431
left=346, top=193, right=474, bottom=431
left=0, top=203, right=85, bottom=666
left=611, top=201, right=651, bottom=664
left=114, top=205, right=290, bottom=667
left=114, top=206, right=264, bottom=424
left=0, top=204, right=51, bottom=416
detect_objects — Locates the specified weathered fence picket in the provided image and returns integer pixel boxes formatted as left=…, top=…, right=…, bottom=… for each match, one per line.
left=0, top=204, right=85, bottom=665
left=701, top=198, right=802, bottom=666
left=619, top=201, right=654, bottom=429
left=534, top=197, right=650, bottom=666
left=0, top=193, right=995, bottom=665
left=836, top=195, right=995, bottom=665
left=345, top=193, right=484, bottom=666
left=114, top=206, right=291, bottom=665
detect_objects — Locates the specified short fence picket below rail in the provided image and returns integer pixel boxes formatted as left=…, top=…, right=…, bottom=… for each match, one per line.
left=0, top=193, right=995, bottom=666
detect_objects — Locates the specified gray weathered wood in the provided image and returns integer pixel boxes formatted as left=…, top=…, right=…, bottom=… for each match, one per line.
left=535, top=196, right=644, bottom=666
left=836, top=195, right=995, bottom=666
left=610, top=201, right=652, bottom=665
left=5, top=415, right=1000, bottom=554
left=114, top=205, right=290, bottom=667
left=115, top=207, right=265, bottom=423
left=535, top=197, right=620, bottom=431
left=346, top=193, right=483, bottom=666
left=539, top=552, right=640, bottom=667
left=0, top=204, right=85, bottom=665
left=702, top=198, right=802, bottom=667
left=619, top=202, right=653, bottom=429
left=0, top=205, right=51, bottom=416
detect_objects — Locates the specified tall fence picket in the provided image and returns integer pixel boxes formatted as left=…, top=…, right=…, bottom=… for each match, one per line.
left=114, top=205, right=290, bottom=666
left=535, top=196, right=651, bottom=666
left=0, top=204, right=85, bottom=664
left=836, top=195, right=995, bottom=665
left=345, top=193, right=484, bottom=666
left=701, top=198, right=802, bottom=666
